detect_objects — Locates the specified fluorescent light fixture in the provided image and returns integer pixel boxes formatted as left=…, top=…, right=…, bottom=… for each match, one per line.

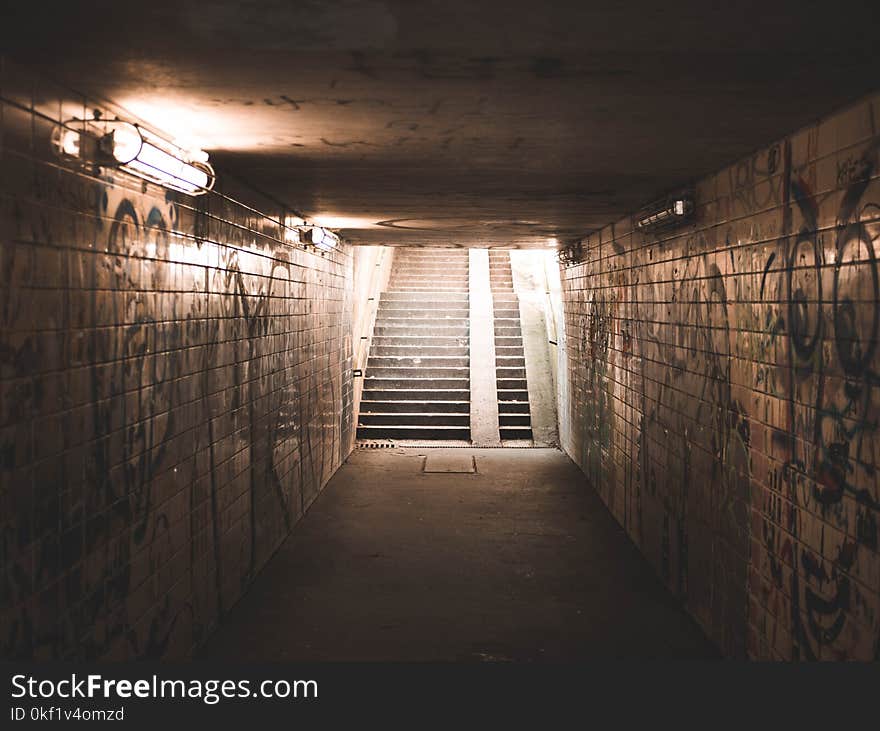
left=558, top=240, right=585, bottom=267
left=301, top=225, right=340, bottom=251
left=635, top=196, right=694, bottom=231
left=51, top=117, right=215, bottom=195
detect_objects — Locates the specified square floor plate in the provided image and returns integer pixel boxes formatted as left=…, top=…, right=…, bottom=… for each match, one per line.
left=422, top=454, right=477, bottom=474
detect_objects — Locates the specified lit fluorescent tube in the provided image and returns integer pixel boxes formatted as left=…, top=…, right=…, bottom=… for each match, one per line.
left=302, top=226, right=340, bottom=251
left=52, top=118, right=215, bottom=195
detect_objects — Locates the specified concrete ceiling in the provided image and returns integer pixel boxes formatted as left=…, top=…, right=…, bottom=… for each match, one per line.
left=4, top=1, right=879, bottom=247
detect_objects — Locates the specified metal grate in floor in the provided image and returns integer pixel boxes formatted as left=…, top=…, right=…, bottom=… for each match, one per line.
left=422, top=453, right=477, bottom=473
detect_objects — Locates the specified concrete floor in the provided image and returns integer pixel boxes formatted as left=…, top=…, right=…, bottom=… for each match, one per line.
left=201, top=448, right=718, bottom=661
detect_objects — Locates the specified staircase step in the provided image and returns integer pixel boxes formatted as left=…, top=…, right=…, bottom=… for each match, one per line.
left=391, top=272, right=468, bottom=276
left=375, top=317, right=469, bottom=327
left=371, top=336, right=468, bottom=346
left=367, top=366, right=469, bottom=378
left=393, top=263, right=468, bottom=267
left=391, top=273, right=468, bottom=278
left=396, top=258, right=468, bottom=262
left=378, top=307, right=471, bottom=316
left=380, top=299, right=470, bottom=306
left=494, top=345, right=524, bottom=356
left=389, top=282, right=468, bottom=288
left=378, top=313, right=470, bottom=321
left=363, top=388, right=470, bottom=401
left=388, top=285, right=469, bottom=290
left=376, top=326, right=470, bottom=334
left=364, top=378, right=470, bottom=389
left=391, top=270, right=468, bottom=274
left=499, top=414, right=532, bottom=427
left=396, top=253, right=469, bottom=258
left=374, top=326, right=469, bottom=337
left=356, top=425, right=471, bottom=440
left=379, top=294, right=470, bottom=298
left=396, top=260, right=469, bottom=264
left=498, top=401, right=531, bottom=414
left=359, top=413, right=470, bottom=426
left=390, top=281, right=469, bottom=286
left=390, top=282, right=469, bottom=287
left=374, top=328, right=469, bottom=338
left=367, top=356, right=470, bottom=368
left=391, top=276, right=469, bottom=281
left=396, top=269, right=468, bottom=272
left=361, top=400, right=470, bottom=413
left=381, top=292, right=469, bottom=301
left=371, top=345, right=469, bottom=356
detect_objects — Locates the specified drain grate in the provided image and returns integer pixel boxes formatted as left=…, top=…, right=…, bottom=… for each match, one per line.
left=422, top=454, right=477, bottom=473
left=356, top=440, right=548, bottom=450
left=400, top=443, right=540, bottom=449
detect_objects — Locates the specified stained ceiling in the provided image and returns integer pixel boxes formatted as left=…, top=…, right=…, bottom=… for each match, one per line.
left=4, top=0, right=879, bottom=247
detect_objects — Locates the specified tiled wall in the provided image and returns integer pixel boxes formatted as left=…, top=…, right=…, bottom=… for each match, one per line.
left=559, top=93, right=880, bottom=660
left=0, top=62, right=353, bottom=659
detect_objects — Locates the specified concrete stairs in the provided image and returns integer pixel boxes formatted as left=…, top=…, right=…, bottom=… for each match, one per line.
left=489, top=251, right=533, bottom=440
left=357, top=248, right=471, bottom=440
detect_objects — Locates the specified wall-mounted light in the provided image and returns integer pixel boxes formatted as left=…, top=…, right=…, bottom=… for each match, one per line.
left=558, top=240, right=584, bottom=267
left=301, top=225, right=341, bottom=251
left=51, top=116, right=215, bottom=195
left=635, top=194, right=694, bottom=232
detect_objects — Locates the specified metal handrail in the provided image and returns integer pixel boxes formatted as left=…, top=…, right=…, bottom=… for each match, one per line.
left=352, top=246, right=396, bottom=380
left=542, top=254, right=560, bottom=346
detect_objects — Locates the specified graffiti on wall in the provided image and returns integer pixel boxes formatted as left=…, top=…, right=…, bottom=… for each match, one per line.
left=0, top=149, right=350, bottom=660
left=561, top=98, right=880, bottom=660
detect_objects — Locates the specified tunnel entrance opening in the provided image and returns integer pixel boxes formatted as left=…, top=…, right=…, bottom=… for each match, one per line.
left=354, top=246, right=561, bottom=449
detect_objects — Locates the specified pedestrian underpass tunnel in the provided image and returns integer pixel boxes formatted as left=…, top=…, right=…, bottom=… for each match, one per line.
left=1, top=3, right=879, bottom=662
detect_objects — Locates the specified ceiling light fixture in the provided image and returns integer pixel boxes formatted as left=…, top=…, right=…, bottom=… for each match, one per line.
left=51, top=115, right=215, bottom=195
